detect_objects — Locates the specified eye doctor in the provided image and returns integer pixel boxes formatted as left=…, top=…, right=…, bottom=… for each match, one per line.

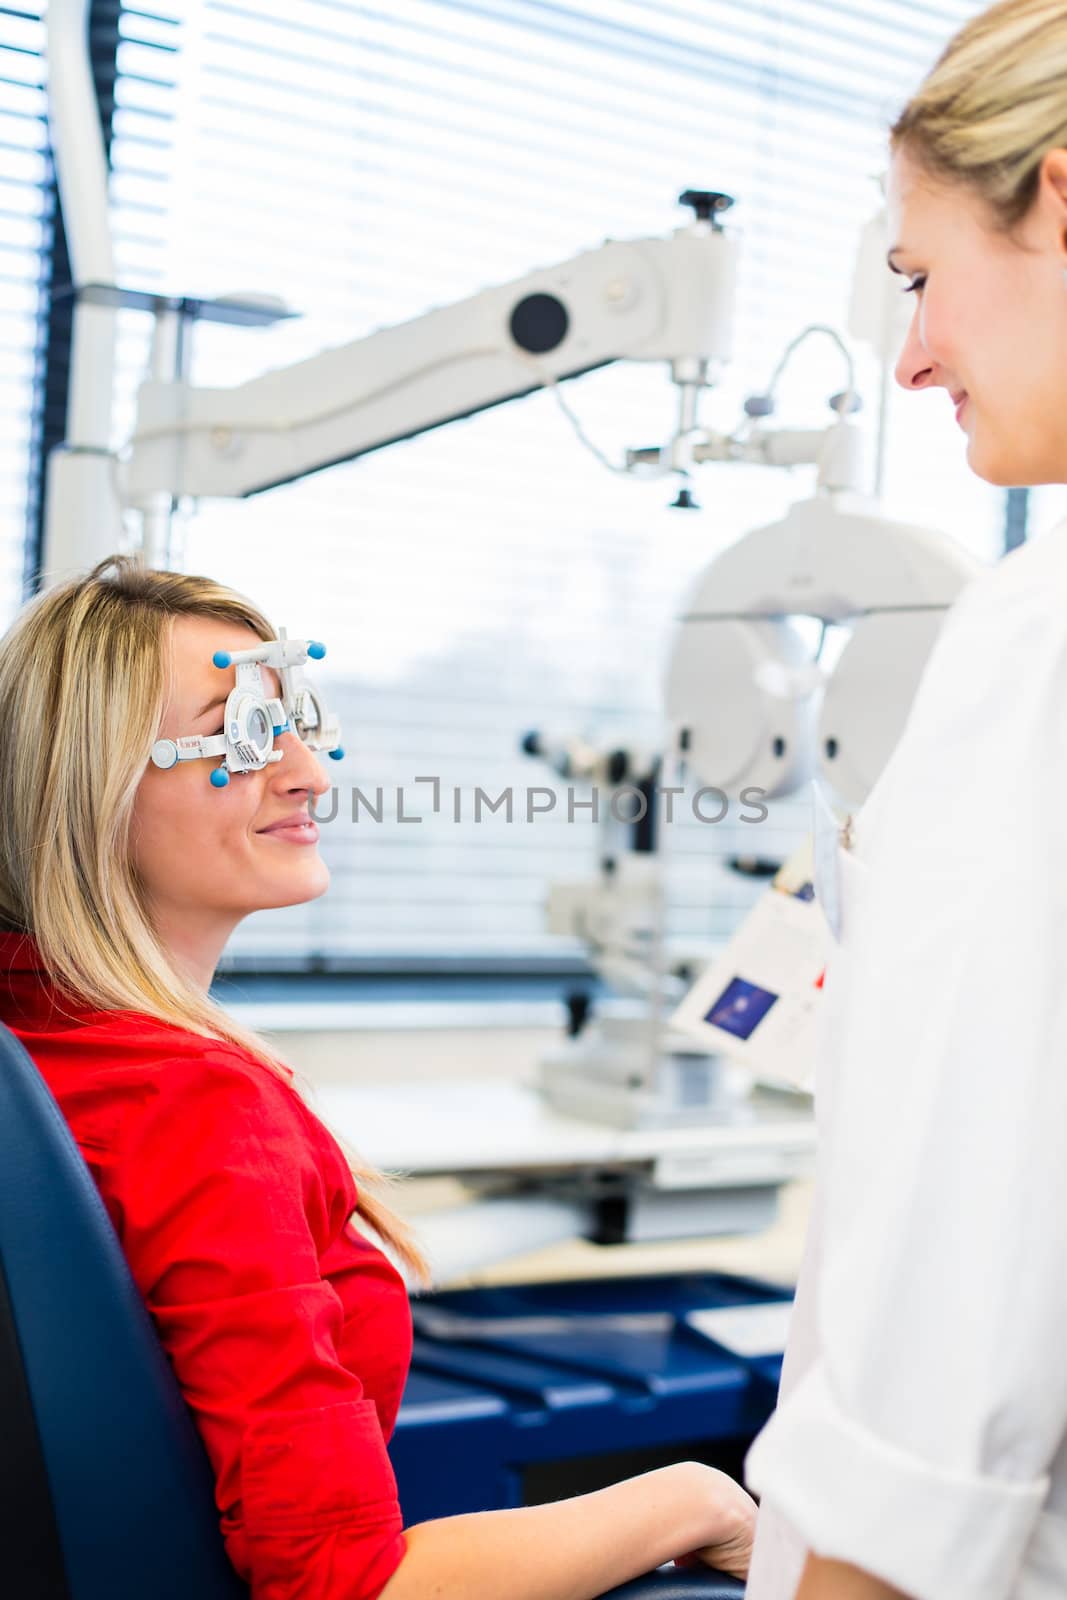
left=741, top=3, right=1067, bottom=1598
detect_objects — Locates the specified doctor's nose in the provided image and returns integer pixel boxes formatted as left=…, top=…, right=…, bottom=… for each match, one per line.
left=894, top=305, right=937, bottom=392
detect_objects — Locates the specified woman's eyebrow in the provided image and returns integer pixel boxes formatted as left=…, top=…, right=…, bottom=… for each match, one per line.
left=194, top=668, right=282, bottom=721
left=886, top=246, right=907, bottom=274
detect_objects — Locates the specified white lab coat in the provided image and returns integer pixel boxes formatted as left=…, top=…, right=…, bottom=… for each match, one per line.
left=744, top=523, right=1067, bottom=1600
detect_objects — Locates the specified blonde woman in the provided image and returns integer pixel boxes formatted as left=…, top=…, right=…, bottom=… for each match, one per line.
left=744, top=3, right=1067, bottom=1598
left=0, top=555, right=756, bottom=1600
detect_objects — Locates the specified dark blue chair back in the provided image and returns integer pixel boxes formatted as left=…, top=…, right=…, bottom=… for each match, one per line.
left=0, top=1019, right=248, bottom=1598
left=0, top=1020, right=742, bottom=1600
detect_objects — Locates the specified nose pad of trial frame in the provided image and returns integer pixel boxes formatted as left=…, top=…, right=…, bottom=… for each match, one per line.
left=211, top=639, right=345, bottom=767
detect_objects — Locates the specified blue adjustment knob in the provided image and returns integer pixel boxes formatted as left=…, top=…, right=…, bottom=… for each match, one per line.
left=212, top=650, right=232, bottom=669
left=273, top=723, right=288, bottom=736
left=307, top=641, right=326, bottom=660
left=210, top=767, right=230, bottom=787
left=329, top=746, right=345, bottom=760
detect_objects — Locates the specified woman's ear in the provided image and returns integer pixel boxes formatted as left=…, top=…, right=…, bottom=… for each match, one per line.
left=1038, top=148, right=1067, bottom=238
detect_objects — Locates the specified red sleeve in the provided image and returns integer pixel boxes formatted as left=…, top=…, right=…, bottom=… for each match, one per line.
left=94, top=1049, right=407, bottom=1600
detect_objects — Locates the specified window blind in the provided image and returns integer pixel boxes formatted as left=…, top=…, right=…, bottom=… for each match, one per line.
left=0, top=2, right=46, bottom=629
left=94, top=0, right=997, bottom=965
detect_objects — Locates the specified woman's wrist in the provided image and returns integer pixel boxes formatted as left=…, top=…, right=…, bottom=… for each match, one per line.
left=665, top=1459, right=752, bottom=1554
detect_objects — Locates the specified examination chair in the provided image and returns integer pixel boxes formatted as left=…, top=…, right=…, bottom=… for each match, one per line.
left=0, top=1020, right=744, bottom=1600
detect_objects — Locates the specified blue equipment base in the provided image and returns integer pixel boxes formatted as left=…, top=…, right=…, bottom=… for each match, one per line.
left=391, top=1270, right=790, bottom=1524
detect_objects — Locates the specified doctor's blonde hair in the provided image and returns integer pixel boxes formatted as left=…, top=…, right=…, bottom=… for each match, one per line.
left=0, top=554, right=427, bottom=1282
left=891, top=0, right=1067, bottom=229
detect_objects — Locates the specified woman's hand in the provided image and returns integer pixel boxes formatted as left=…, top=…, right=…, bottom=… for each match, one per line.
left=674, top=1467, right=759, bottom=1580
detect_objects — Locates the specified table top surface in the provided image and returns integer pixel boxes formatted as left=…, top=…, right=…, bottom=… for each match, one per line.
left=314, top=1074, right=815, bottom=1176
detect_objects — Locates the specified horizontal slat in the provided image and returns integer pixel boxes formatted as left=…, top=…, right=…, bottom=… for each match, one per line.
left=118, top=9, right=179, bottom=50
left=0, top=14, right=42, bottom=55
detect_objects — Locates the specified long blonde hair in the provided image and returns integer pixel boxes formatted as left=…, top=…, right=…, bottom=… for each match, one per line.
left=0, top=553, right=427, bottom=1282
left=891, top=0, right=1067, bottom=230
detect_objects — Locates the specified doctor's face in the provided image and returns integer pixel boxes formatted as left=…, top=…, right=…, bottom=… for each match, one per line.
left=889, top=145, right=1067, bottom=485
left=131, top=615, right=331, bottom=966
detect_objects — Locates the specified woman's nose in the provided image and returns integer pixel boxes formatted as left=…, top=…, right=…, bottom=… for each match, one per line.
left=272, top=729, right=331, bottom=796
left=894, top=304, right=935, bottom=391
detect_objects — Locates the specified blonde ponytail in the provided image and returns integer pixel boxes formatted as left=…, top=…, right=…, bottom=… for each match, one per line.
left=891, top=0, right=1067, bottom=231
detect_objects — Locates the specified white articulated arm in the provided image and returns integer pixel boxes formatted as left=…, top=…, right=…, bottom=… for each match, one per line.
left=122, top=214, right=738, bottom=503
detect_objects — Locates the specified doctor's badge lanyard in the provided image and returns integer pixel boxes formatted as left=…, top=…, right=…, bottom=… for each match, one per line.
left=150, top=629, right=345, bottom=787
left=812, top=778, right=854, bottom=944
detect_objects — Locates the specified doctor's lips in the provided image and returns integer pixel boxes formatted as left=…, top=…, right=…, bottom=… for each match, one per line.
left=950, top=388, right=969, bottom=425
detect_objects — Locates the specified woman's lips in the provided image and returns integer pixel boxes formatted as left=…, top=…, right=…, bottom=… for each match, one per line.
left=955, top=395, right=969, bottom=426
left=259, top=819, right=320, bottom=844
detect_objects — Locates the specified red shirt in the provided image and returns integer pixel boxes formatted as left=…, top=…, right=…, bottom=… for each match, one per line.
left=0, top=934, right=412, bottom=1600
